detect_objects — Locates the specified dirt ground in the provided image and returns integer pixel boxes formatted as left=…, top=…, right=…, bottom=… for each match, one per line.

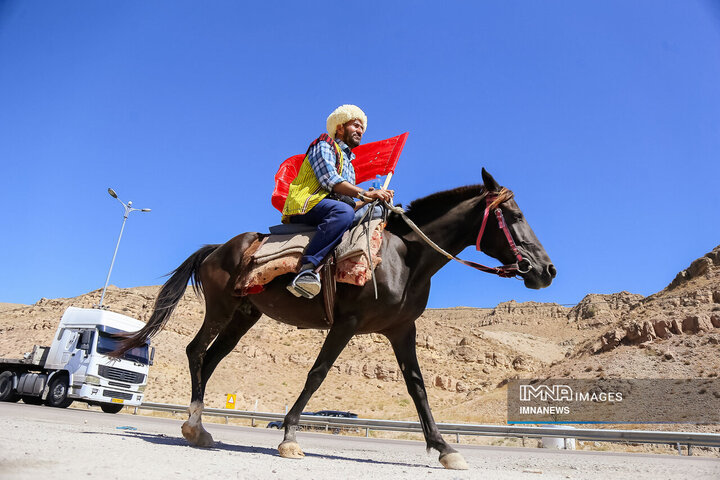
left=3, top=402, right=719, bottom=480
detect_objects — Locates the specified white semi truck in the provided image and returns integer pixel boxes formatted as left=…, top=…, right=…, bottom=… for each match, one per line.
left=0, top=306, right=153, bottom=413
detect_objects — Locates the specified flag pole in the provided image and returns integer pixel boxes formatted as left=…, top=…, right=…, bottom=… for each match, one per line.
left=381, top=172, right=394, bottom=206
left=381, top=172, right=393, bottom=190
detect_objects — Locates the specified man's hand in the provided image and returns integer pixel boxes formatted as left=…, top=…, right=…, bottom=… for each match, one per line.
left=364, top=187, right=394, bottom=203
left=332, top=181, right=394, bottom=203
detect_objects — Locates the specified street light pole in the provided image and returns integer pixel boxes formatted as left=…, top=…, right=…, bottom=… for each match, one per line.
left=97, top=188, right=151, bottom=309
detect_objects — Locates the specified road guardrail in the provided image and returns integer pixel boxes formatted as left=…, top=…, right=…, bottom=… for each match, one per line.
left=133, top=401, right=720, bottom=455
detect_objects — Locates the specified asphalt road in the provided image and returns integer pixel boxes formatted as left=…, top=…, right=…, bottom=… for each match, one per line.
left=1, top=402, right=718, bottom=480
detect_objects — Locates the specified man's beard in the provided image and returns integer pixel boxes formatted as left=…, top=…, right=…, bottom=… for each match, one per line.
left=343, top=130, right=362, bottom=149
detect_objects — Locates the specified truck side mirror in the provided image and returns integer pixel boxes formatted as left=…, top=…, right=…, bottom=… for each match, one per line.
left=149, top=347, right=155, bottom=366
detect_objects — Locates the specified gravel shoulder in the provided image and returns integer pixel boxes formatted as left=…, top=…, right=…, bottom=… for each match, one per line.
left=1, top=403, right=719, bottom=480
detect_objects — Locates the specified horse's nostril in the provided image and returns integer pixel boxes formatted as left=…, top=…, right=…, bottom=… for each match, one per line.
left=548, top=264, right=557, bottom=278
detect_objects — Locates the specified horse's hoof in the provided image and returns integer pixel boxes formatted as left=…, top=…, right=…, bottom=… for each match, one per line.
left=181, top=421, right=215, bottom=448
left=439, top=452, right=469, bottom=470
left=278, top=441, right=305, bottom=458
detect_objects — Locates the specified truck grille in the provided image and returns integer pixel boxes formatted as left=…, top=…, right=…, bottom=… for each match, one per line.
left=102, top=389, right=133, bottom=400
left=98, top=365, right=145, bottom=384
left=108, top=381, right=131, bottom=389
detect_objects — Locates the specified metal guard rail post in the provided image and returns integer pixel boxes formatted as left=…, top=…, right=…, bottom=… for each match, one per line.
left=133, top=402, right=720, bottom=453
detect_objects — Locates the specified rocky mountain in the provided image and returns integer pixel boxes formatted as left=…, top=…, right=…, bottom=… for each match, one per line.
left=582, top=246, right=720, bottom=354
left=1, top=245, right=719, bottom=424
left=542, top=245, right=720, bottom=385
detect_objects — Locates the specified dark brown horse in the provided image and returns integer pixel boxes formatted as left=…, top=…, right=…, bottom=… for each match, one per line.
left=112, top=169, right=555, bottom=470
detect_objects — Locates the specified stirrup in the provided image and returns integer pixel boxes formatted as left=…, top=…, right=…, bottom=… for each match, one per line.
left=287, top=270, right=321, bottom=299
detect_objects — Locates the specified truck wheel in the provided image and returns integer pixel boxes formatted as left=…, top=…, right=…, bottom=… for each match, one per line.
left=22, top=395, right=44, bottom=405
left=100, top=403, right=124, bottom=414
left=0, top=371, right=20, bottom=402
left=46, top=376, right=73, bottom=408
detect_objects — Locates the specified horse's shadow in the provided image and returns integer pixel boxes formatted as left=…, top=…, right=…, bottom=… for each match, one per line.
left=82, top=431, right=435, bottom=469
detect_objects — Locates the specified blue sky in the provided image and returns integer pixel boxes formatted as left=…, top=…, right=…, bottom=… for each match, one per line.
left=1, top=1, right=719, bottom=308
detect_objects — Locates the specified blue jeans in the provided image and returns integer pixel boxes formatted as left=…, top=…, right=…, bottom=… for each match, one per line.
left=289, top=198, right=354, bottom=267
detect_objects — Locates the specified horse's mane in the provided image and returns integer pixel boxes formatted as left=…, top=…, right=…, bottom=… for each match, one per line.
left=387, top=184, right=486, bottom=231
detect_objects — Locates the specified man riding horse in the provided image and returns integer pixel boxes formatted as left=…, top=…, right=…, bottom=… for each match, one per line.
left=282, top=105, right=394, bottom=299
left=108, top=105, right=556, bottom=471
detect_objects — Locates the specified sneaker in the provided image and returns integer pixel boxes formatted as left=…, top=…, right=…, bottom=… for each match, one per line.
left=287, top=269, right=321, bottom=299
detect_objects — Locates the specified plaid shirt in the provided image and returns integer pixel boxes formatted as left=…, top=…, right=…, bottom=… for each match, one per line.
left=308, top=139, right=356, bottom=191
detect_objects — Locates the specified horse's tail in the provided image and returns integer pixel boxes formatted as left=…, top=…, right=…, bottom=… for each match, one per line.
left=108, top=244, right=220, bottom=356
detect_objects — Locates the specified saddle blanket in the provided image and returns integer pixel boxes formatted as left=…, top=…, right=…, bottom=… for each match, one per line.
left=239, top=219, right=384, bottom=294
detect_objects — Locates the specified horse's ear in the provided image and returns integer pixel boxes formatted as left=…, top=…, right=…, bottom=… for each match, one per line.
left=482, top=168, right=500, bottom=192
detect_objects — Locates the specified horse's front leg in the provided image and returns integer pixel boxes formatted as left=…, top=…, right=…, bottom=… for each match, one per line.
left=278, top=317, right=358, bottom=459
left=386, top=324, right=469, bottom=470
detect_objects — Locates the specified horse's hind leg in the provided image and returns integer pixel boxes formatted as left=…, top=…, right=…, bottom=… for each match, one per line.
left=386, top=324, right=469, bottom=470
left=182, top=300, right=261, bottom=447
left=278, top=318, right=358, bottom=459
left=182, top=303, right=233, bottom=447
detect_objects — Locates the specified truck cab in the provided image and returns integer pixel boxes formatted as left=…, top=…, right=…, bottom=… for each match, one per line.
left=0, top=307, right=153, bottom=413
left=50, top=307, right=153, bottom=411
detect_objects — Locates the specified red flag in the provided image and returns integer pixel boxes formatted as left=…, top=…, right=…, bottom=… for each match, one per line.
left=271, top=132, right=408, bottom=212
left=351, top=132, right=408, bottom=183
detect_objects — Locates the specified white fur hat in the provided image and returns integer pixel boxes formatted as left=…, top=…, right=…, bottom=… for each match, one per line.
left=326, top=104, right=367, bottom=138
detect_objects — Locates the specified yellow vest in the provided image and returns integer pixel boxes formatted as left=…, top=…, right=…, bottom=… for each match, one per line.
left=281, top=139, right=345, bottom=223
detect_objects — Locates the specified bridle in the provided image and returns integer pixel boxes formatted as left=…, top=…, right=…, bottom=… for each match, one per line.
left=466, top=188, right=531, bottom=277
left=386, top=187, right=532, bottom=278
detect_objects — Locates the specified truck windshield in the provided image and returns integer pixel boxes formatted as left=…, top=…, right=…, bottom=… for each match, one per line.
left=96, top=331, right=150, bottom=365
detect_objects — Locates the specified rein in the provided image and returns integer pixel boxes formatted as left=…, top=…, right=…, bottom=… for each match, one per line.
left=384, top=188, right=530, bottom=278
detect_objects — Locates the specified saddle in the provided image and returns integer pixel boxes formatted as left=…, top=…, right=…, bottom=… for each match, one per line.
left=237, top=218, right=384, bottom=297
